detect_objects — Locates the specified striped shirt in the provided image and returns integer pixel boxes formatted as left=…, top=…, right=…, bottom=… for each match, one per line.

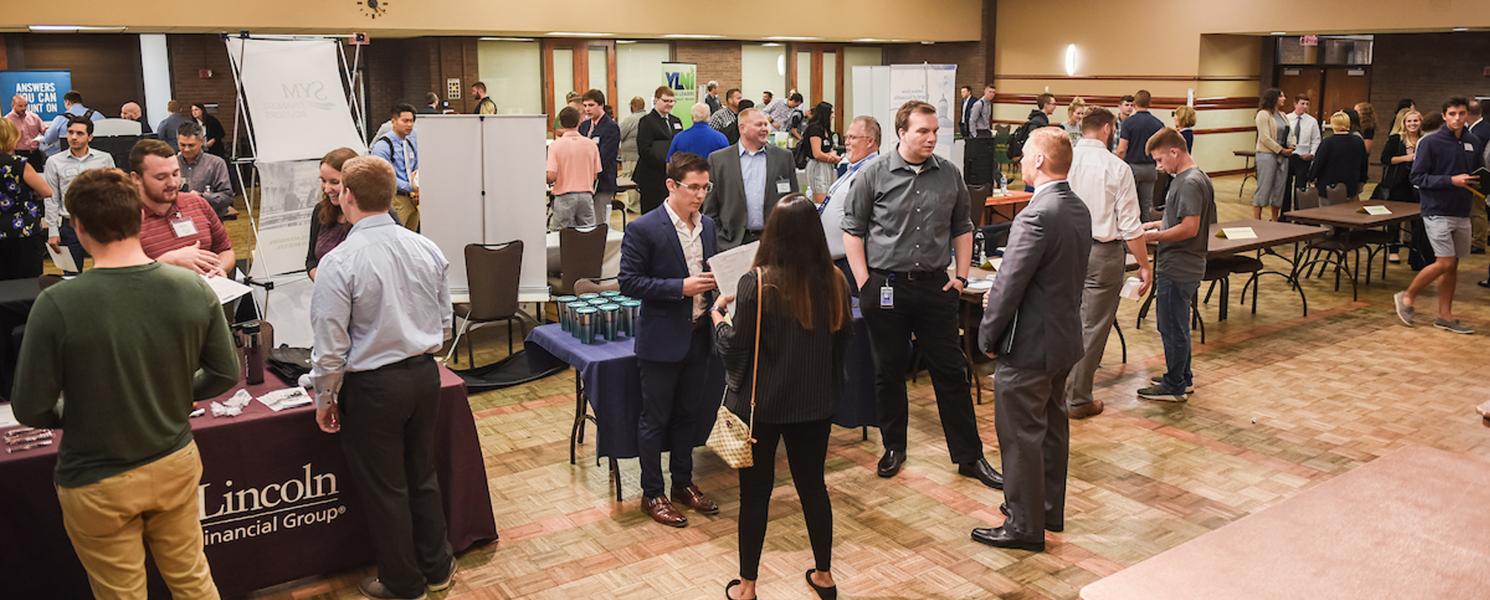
left=139, top=192, right=232, bottom=259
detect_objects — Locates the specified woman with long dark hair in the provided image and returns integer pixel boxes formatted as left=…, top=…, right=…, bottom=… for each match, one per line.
left=803, top=102, right=841, bottom=204
left=191, top=102, right=228, bottom=159
left=712, top=194, right=850, bottom=600
left=1252, top=88, right=1294, bottom=221
left=306, top=147, right=360, bottom=280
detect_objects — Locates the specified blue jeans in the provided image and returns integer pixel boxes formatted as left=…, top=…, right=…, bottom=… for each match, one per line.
left=1154, top=275, right=1198, bottom=392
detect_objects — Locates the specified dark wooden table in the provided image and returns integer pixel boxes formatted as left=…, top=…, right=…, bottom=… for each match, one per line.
left=1283, top=200, right=1421, bottom=228
left=983, top=190, right=1034, bottom=225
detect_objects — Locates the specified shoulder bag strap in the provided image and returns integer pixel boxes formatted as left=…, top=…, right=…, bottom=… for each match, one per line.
left=746, top=267, right=763, bottom=443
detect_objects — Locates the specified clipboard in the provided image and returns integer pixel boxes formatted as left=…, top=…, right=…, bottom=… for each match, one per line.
left=999, top=311, right=1018, bottom=355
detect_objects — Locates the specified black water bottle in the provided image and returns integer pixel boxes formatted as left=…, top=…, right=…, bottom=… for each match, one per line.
left=243, top=321, right=265, bottom=385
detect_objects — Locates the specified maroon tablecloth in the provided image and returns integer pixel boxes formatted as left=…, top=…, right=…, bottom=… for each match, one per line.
left=0, top=366, right=497, bottom=599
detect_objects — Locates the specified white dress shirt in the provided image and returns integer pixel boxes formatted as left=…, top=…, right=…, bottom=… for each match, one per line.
left=1286, top=111, right=1321, bottom=157
left=663, top=201, right=708, bottom=320
left=1067, top=138, right=1143, bottom=243
left=310, top=213, right=452, bottom=405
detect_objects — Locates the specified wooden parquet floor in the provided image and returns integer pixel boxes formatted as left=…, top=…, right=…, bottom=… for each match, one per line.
left=235, top=176, right=1490, bottom=599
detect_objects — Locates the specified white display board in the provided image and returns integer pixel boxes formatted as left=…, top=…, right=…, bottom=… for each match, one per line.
left=225, top=38, right=366, bottom=162
left=418, top=114, right=549, bottom=302
left=855, top=64, right=956, bottom=160
left=253, top=160, right=321, bottom=277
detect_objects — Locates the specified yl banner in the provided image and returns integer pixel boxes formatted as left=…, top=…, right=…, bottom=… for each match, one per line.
left=0, top=71, right=72, bottom=121
left=226, top=38, right=366, bottom=162
left=662, top=62, right=697, bottom=128
left=253, top=160, right=322, bottom=276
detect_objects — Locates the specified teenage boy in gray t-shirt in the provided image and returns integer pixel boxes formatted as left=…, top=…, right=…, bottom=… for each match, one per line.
left=1136, top=127, right=1216, bottom=402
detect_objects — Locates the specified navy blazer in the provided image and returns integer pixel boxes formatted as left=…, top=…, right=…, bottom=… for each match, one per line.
left=579, top=115, right=621, bottom=194
left=619, top=204, right=719, bottom=362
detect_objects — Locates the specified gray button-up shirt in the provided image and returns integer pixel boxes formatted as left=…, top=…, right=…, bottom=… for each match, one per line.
left=179, top=152, right=234, bottom=213
left=968, top=99, right=992, bottom=134
left=310, top=213, right=452, bottom=405
left=841, top=150, right=973, bottom=272
left=43, top=147, right=116, bottom=236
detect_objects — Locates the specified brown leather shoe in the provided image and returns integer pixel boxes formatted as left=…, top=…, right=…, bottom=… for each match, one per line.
left=642, top=495, right=688, bottom=527
left=1068, top=399, right=1104, bottom=420
left=671, top=484, right=720, bottom=515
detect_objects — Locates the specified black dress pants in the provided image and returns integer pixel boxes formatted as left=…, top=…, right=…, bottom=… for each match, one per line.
left=737, top=419, right=832, bottom=581
left=637, top=321, right=713, bottom=498
left=993, top=362, right=1071, bottom=538
left=0, top=236, right=45, bottom=279
left=339, top=355, right=454, bottom=598
left=858, top=271, right=983, bottom=465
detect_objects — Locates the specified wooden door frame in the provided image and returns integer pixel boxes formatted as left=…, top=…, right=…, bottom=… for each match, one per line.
left=541, top=39, right=618, bottom=124
left=787, top=43, right=847, bottom=132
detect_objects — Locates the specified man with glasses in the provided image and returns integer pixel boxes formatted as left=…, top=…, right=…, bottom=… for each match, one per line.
left=619, top=152, right=722, bottom=528
left=636, top=86, right=683, bottom=214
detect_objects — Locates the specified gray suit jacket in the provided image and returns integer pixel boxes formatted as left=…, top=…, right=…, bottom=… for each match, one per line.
left=978, top=180, right=1093, bottom=372
left=703, top=143, right=801, bottom=251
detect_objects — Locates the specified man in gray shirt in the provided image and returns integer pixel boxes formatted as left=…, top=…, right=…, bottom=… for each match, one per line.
left=310, top=156, right=456, bottom=600
left=44, top=116, right=116, bottom=271
left=156, top=99, right=192, bottom=152
left=176, top=122, right=236, bottom=218
left=1137, top=128, right=1215, bottom=403
left=968, top=84, right=995, bottom=138
left=842, top=100, right=1003, bottom=489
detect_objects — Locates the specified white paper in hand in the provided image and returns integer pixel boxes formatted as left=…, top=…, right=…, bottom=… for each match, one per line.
left=202, top=275, right=252, bottom=305
left=709, top=241, right=760, bottom=299
left=47, top=244, right=78, bottom=273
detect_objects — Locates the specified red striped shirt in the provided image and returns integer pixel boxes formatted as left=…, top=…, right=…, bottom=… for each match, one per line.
left=139, top=192, right=232, bottom=259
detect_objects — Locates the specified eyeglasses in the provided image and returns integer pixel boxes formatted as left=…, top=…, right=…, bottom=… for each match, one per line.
left=672, top=180, right=714, bottom=194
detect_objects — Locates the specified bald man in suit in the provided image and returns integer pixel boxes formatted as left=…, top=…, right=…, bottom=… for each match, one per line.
left=974, top=128, right=1092, bottom=551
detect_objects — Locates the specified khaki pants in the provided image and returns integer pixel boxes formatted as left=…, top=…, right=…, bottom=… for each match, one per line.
left=1470, top=196, right=1487, bottom=251
left=393, top=192, right=420, bottom=232
left=620, top=159, right=640, bottom=213
left=56, top=442, right=219, bottom=600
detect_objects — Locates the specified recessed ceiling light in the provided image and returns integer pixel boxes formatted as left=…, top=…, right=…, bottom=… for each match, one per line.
left=480, top=37, right=535, bottom=42
left=920, top=41, right=935, bottom=45
left=545, top=31, right=612, bottom=37
left=764, top=36, right=820, bottom=41
left=1453, top=27, right=1470, bottom=32
left=761, top=42, right=783, bottom=47
left=29, top=25, right=127, bottom=33
left=663, top=33, right=724, bottom=39
left=853, top=38, right=885, bottom=43
left=1270, top=31, right=1287, bottom=36
left=616, top=40, right=636, bottom=44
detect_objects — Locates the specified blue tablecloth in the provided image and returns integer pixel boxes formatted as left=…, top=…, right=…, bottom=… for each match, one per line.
left=525, top=313, right=877, bottom=459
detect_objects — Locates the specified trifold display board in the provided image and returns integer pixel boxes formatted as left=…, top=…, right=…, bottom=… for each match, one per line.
left=852, top=64, right=957, bottom=160
left=417, top=114, right=549, bottom=302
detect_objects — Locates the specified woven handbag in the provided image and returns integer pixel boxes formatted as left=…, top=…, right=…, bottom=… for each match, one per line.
left=706, top=268, right=763, bottom=469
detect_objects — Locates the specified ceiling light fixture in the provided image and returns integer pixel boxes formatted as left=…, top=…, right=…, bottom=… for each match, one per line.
left=480, top=37, right=535, bottom=42
left=1064, top=44, right=1079, bottom=77
left=1452, top=27, right=1470, bottom=32
left=663, top=33, right=724, bottom=39
left=764, top=35, right=820, bottom=41
left=1270, top=31, right=1287, bottom=36
left=545, top=31, right=612, bottom=37
left=29, top=25, right=127, bottom=33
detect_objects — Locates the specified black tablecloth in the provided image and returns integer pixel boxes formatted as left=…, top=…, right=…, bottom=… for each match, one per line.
left=0, top=277, right=42, bottom=400
left=0, top=367, right=497, bottom=599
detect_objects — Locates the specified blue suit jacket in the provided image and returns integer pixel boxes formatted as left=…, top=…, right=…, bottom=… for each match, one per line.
left=619, top=205, right=719, bottom=362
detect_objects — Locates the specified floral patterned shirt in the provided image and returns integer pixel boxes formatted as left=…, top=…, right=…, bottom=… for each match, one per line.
left=0, top=154, right=41, bottom=240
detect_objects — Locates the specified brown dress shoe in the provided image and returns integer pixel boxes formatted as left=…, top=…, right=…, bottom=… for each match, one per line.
left=671, top=484, right=720, bottom=515
left=643, top=495, right=688, bottom=527
left=1068, top=399, right=1104, bottom=420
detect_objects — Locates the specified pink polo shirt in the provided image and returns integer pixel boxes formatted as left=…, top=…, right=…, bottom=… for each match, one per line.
left=546, top=130, right=601, bottom=196
left=6, top=110, right=44, bottom=151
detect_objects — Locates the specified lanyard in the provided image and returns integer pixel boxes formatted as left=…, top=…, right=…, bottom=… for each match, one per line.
left=818, top=155, right=874, bottom=214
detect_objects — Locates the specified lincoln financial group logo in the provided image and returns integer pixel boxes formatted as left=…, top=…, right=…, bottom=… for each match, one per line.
left=198, top=463, right=347, bottom=546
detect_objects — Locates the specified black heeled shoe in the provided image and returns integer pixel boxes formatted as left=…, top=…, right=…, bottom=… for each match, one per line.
left=725, top=579, right=757, bottom=599
left=804, top=569, right=837, bottom=599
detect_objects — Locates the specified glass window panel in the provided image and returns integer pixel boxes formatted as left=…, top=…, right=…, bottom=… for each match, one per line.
left=553, top=48, right=574, bottom=115
left=476, top=40, right=542, bottom=115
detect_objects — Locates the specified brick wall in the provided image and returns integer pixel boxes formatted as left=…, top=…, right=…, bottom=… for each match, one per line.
left=1370, top=32, right=1490, bottom=127
left=168, top=34, right=239, bottom=151
left=674, top=41, right=742, bottom=94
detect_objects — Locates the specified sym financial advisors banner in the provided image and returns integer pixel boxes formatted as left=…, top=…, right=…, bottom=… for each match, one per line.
left=226, top=38, right=366, bottom=162
left=254, top=160, right=322, bottom=276
left=0, top=71, right=72, bottom=122
left=888, top=64, right=957, bottom=160
left=662, top=62, right=697, bottom=129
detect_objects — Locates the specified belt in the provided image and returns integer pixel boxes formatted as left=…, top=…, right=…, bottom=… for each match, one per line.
left=871, top=268, right=945, bottom=281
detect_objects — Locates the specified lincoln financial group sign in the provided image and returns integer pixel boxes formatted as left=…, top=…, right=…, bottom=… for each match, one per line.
left=198, top=463, right=347, bottom=546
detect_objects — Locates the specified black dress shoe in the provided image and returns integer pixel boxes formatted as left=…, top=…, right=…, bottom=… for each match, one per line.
left=970, top=526, right=1044, bottom=551
left=877, top=450, right=905, bottom=478
left=957, top=458, right=1004, bottom=489
left=1478, top=279, right=1490, bottom=289
left=804, top=569, right=837, bottom=599
left=999, top=502, right=1063, bottom=532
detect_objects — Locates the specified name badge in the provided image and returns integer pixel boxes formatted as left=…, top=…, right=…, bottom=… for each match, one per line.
left=672, top=122, right=683, bottom=130
left=170, top=214, right=198, bottom=238
left=1466, top=143, right=1475, bottom=152
left=776, top=178, right=791, bottom=194
left=879, top=284, right=894, bottom=309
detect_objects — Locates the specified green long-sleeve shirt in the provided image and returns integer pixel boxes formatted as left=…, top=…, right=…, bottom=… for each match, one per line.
left=11, top=262, right=241, bottom=488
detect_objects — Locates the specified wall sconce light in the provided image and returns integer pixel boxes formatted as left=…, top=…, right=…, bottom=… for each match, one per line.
left=1064, top=44, right=1078, bottom=77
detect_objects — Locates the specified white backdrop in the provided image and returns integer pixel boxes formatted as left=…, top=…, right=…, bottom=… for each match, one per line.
left=856, top=64, right=957, bottom=160
left=418, top=114, right=549, bottom=302
left=253, top=160, right=321, bottom=276
left=225, top=38, right=366, bottom=162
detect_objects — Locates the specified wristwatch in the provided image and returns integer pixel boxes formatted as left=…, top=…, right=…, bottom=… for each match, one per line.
left=714, top=305, right=728, bottom=316
left=954, top=275, right=969, bottom=287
